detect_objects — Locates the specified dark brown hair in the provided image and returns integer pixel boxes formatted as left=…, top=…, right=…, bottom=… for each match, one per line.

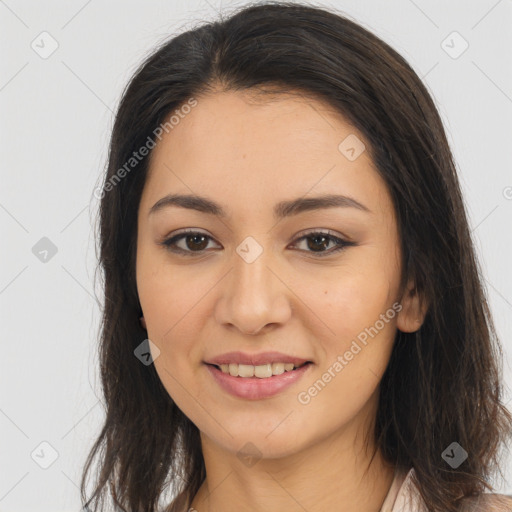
left=81, top=2, right=512, bottom=511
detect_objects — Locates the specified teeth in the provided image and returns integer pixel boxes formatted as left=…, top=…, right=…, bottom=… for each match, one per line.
left=272, top=362, right=285, bottom=375
left=238, top=364, right=255, bottom=378
left=217, top=362, right=304, bottom=378
left=255, top=363, right=272, bottom=378
left=228, top=363, right=238, bottom=377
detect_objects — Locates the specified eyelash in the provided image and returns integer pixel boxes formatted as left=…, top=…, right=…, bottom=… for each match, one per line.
left=159, top=228, right=355, bottom=257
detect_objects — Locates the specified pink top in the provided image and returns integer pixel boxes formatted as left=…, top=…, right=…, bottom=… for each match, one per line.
left=379, top=467, right=512, bottom=511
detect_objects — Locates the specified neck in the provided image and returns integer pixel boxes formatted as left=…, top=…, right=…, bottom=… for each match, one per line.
left=189, top=412, right=395, bottom=512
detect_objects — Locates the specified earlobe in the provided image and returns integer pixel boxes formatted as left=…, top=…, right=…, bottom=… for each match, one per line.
left=396, top=279, right=429, bottom=333
left=139, top=316, right=147, bottom=330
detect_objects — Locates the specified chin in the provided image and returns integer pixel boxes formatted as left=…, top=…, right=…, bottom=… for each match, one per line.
left=202, top=421, right=312, bottom=462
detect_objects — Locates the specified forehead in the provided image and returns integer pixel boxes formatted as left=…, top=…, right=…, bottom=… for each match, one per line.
left=141, top=90, right=393, bottom=222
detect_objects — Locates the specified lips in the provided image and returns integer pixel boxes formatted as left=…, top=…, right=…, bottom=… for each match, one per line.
left=205, top=351, right=311, bottom=367
left=204, top=351, right=314, bottom=399
left=205, top=359, right=312, bottom=399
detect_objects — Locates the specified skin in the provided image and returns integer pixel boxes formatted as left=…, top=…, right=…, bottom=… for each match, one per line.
left=136, top=89, right=428, bottom=512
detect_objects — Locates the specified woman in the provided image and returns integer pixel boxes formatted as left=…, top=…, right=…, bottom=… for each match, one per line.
left=81, top=2, right=512, bottom=511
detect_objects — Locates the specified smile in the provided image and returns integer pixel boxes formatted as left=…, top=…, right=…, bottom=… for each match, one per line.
left=216, top=362, right=308, bottom=378
left=205, top=361, right=313, bottom=400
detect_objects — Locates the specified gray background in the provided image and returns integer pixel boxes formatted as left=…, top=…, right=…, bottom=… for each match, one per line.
left=1, top=0, right=511, bottom=510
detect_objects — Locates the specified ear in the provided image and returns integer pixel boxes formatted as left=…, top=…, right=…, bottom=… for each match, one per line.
left=396, top=278, right=429, bottom=333
left=139, top=316, right=147, bottom=330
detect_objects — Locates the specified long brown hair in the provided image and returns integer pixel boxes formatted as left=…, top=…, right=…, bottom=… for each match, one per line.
left=81, top=2, right=512, bottom=511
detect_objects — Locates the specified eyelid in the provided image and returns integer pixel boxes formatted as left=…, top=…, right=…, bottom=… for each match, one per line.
left=293, top=227, right=352, bottom=243
left=159, top=227, right=220, bottom=248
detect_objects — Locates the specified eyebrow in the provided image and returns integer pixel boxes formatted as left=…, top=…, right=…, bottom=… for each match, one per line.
left=149, top=193, right=372, bottom=218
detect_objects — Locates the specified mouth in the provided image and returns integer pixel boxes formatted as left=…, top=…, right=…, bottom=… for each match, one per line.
left=207, top=361, right=312, bottom=378
left=205, top=360, right=313, bottom=400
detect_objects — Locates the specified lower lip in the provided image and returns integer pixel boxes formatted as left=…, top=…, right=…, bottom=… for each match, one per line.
left=205, top=363, right=312, bottom=400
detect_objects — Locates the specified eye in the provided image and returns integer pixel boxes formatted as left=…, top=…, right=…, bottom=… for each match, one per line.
left=160, top=229, right=355, bottom=257
left=290, top=229, right=355, bottom=257
left=160, top=229, right=219, bottom=256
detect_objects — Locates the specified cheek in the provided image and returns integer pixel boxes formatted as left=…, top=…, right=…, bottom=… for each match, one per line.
left=303, top=254, right=399, bottom=398
left=145, top=290, right=209, bottom=419
left=298, top=280, right=397, bottom=429
left=316, top=265, right=398, bottom=342
left=137, top=250, right=203, bottom=343
left=136, top=257, right=205, bottom=397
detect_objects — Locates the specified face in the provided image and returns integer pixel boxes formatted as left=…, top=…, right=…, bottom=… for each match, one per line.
left=136, top=89, right=424, bottom=460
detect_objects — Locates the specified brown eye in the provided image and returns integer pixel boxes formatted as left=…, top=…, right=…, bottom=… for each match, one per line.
left=161, top=230, right=219, bottom=256
left=306, top=234, right=332, bottom=252
left=291, top=230, right=355, bottom=257
left=182, top=233, right=209, bottom=251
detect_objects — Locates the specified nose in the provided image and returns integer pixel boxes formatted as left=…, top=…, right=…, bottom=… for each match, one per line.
left=214, top=241, right=292, bottom=336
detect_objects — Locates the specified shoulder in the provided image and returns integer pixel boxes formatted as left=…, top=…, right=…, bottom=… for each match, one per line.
left=457, top=493, right=512, bottom=511
left=392, top=468, right=512, bottom=512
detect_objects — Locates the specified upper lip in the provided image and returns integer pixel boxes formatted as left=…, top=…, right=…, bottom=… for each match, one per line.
left=205, top=351, right=311, bottom=367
